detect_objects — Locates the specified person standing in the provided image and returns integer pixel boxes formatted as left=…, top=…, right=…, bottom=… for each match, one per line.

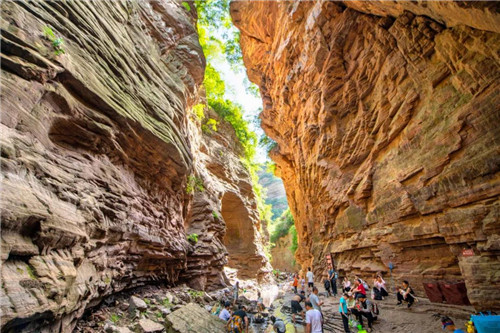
left=292, top=273, right=299, bottom=294
left=328, top=265, right=338, bottom=297
left=323, top=273, right=331, bottom=297
left=339, top=292, right=352, bottom=333
left=309, top=287, right=323, bottom=312
left=306, top=267, right=314, bottom=291
left=233, top=281, right=240, bottom=305
left=305, top=301, right=323, bottom=333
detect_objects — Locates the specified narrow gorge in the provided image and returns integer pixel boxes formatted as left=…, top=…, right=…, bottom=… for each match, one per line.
left=0, top=0, right=499, bottom=332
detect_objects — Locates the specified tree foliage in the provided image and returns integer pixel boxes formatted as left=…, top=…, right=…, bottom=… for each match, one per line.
left=270, top=209, right=295, bottom=244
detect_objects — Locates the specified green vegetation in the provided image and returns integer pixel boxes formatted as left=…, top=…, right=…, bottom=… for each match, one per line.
left=181, top=1, right=191, bottom=11
left=187, top=233, right=199, bottom=243
left=26, top=265, right=37, bottom=279
left=144, top=298, right=151, bottom=305
left=188, top=289, right=204, bottom=298
left=202, top=118, right=219, bottom=133
left=162, top=298, right=172, bottom=308
left=194, top=0, right=274, bottom=231
left=43, top=26, right=65, bottom=56
left=110, top=313, right=121, bottom=324
left=186, top=175, right=204, bottom=194
left=192, top=103, right=205, bottom=121
left=212, top=210, right=220, bottom=219
left=290, top=224, right=298, bottom=254
left=270, top=209, right=295, bottom=244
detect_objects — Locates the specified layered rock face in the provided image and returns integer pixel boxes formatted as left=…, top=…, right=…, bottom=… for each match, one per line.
left=271, top=232, right=297, bottom=273
left=232, top=1, right=500, bottom=310
left=0, top=1, right=269, bottom=331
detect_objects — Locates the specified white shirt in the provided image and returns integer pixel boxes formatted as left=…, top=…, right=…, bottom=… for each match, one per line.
left=306, top=271, right=314, bottom=283
left=306, top=309, right=323, bottom=333
left=219, top=308, right=230, bottom=321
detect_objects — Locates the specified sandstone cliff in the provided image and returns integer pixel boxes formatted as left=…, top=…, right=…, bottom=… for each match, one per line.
left=271, top=231, right=297, bottom=273
left=232, top=0, right=500, bottom=310
left=0, top=1, right=270, bottom=331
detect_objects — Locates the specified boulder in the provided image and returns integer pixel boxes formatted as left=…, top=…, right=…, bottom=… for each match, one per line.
left=129, top=296, right=148, bottom=312
left=165, top=303, right=226, bottom=333
left=138, top=318, right=164, bottom=333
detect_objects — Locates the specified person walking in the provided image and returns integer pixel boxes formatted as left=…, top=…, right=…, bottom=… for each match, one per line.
left=306, top=267, right=314, bottom=291
left=305, top=301, right=323, bottom=333
left=339, top=292, right=352, bottom=333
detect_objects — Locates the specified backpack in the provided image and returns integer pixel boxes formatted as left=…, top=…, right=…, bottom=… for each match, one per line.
left=227, top=314, right=243, bottom=333
left=362, top=280, right=369, bottom=290
left=371, top=302, right=380, bottom=315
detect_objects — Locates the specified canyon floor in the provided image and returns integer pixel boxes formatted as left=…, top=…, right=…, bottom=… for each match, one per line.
left=74, top=276, right=476, bottom=333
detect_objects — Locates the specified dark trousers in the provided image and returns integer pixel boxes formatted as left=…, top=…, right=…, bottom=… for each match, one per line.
left=331, top=279, right=337, bottom=296
left=397, top=292, right=415, bottom=304
left=293, top=286, right=297, bottom=293
left=341, top=313, right=351, bottom=333
left=351, top=309, right=374, bottom=328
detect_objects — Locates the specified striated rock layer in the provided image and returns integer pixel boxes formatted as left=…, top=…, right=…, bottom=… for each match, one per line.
left=0, top=1, right=270, bottom=332
left=232, top=0, right=500, bottom=310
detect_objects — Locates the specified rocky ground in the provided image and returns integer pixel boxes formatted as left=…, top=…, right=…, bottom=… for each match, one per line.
left=277, top=283, right=475, bottom=333
left=74, top=275, right=477, bottom=333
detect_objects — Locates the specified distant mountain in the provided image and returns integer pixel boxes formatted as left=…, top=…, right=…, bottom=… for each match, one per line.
left=258, top=167, right=288, bottom=219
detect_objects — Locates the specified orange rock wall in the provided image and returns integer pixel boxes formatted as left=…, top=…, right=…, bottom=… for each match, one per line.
left=232, top=0, right=500, bottom=310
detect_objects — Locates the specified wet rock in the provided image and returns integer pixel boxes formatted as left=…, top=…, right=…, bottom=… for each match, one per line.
left=164, top=303, right=226, bottom=333
left=138, top=318, right=164, bottom=333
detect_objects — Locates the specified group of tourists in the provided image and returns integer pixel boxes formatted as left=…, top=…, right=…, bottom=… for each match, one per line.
left=288, top=265, right=420, bottom=333
left=217, top=266, right=422, bottom=333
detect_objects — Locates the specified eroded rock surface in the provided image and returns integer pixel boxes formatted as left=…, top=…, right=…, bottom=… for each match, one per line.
left=232, top=0, right=500, bottom=310
left=0, top=1, right=270, bottom=331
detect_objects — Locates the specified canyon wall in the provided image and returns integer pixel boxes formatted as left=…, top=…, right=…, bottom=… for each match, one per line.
left=0, top=1, right=270, bottom=332
left=271, top=232, right=297, bottom=273
left=232, top=0, right=500, bottom=310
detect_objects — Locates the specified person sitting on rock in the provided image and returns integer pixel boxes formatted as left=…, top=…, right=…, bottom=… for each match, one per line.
left=227, top=304, right=249, bottom=333
left=396, top=280, right=415, bottom=308
left=270, top=315, right=287, bottom=333
left=353, top=279, right=367, bottom=300
left=219, top=301, right=232, bottom=321
left=323, top=273, right=332, bottom=297
left=350, top=296, right=375, bottom=332
left=291, top=290, right=306, bottom=324
left=441, top=316, right=466, bottom=333
left=343, top=276, right=351, bottom=292
left=372, top=274, right=388, bottom=300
